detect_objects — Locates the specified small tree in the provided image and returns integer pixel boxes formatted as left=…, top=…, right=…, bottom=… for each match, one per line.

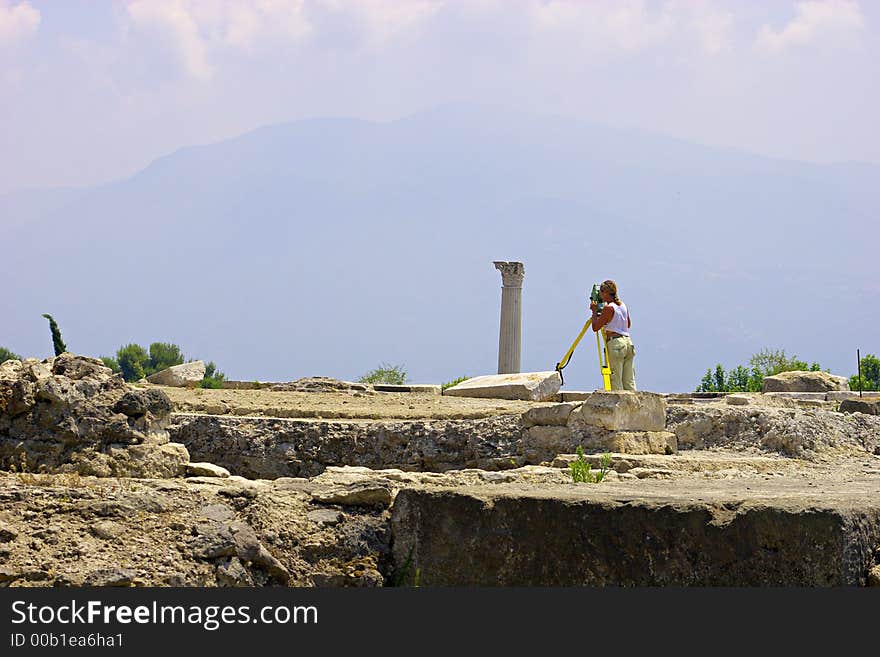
left=147, top=342, right=185, bottom=376
left=358, top=363, right=407, bottom=385
left=116, top=343, right=150, bottom=382
left=850, top=353, right=880, bottom=392
left=0, top=347, right=22, bottom=364
left=41, top=314, right=67, bottom=356
left=199, top=361, right=226, bottom=389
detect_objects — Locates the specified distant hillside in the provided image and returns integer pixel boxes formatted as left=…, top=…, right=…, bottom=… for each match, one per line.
left=3, top=106, right=877, bottom=392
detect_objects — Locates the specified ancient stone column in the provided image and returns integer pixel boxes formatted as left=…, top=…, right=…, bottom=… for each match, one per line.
left=493, top=261, right=524, bottom=375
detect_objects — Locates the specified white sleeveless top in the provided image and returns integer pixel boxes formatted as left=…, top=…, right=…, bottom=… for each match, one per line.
left=605, top=301, right=630, bottom=336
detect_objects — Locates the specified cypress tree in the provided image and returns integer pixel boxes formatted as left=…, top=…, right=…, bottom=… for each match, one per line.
left=41, top=313, right=67, bottom=356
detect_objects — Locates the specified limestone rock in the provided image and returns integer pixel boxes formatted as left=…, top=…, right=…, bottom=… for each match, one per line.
left=725, top=395, right=751, bottom=406
left=83, top=567, right=138, bottom=587
left=521, top=426, right=576, bottom=463
left=442, top=371, right=561, bottom=402
left=582, top=430, right=677, bottom=455
left=762, top=370, right=849, bottom=393
left=568, top=391, right=666, bottom=432
left=312, top=482, right=397, bottom=507
left=0, top=353, right=189, bottom=477
left=839, top=399, right=880, bottom=416
left=186, top=462, right=231, bottom=478
left=147, top=361, right=206, bottom=387
left=522, top=402, right=579, bottom=428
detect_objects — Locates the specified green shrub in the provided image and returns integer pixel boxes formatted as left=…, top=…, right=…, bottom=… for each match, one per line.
left=850, top=353, right=880, bottom=392
left=41, top=313, right=67, bottom=356
left=146, top=342, right=184, bottom=376
left=358, top=363, right=407, bottom=385
left=0, top=347, right=22, bottom=364
left=441, top=375, right=469, bottom=390
left=199, top=361, right=226, bottom=389
left=116, top=344, right=149, bottom=382
left=569, top=447, right=611, bottom=484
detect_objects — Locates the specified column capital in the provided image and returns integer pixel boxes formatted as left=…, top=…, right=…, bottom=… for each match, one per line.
left=493, top=261, right=524, bottom=287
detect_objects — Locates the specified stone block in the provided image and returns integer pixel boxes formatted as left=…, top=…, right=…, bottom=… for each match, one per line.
left=442, top=371, right=561, bottom=402
left=186, top=462, right=231, bottom=478
left=839, top=399, right=880, bottom=416
left=725, top=395, right=751, bottom=406
left=575, top=430, right=677, bottom=455
left=522, top=402, right=579, bottom=428
left=827, top=391, right=880, bottom=401
left=763, top=392, right=828, bottom=401
left=147, top=361, right=206, bottom=387
left=559, top=391, right=593, bottom=402
left=568, top=390, right=666, bottom=432
left=521, top=426, right=575, bottom=463
left=762, top=370, right=849, bottom=393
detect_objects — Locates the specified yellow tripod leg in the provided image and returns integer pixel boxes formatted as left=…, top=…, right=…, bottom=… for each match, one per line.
left=555, top=318, right=592, bottom=372
left=596, top=330, right=612, bottom=391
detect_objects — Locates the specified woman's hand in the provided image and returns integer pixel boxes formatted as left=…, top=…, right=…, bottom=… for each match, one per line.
left=589, top=301, right=598, bottom=312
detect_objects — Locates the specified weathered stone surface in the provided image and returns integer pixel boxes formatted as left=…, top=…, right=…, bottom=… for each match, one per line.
left=443, top=371, right=561, bottom=402
left=186, top=462, right=231, bottom=478
left=762, top=370, right=849, bottom=393
left=568, top=391, right=666, bottom=432
left=839, top=399, right=880, bottom=416
left=666, top=403, right=880, bottom=458
left=312, top=482, right=397, bottom=507
left=147, top=361, right=206, bottom=387
left=726, top=395, right=751, bottom=406
left=521, top=426, right=576, bottom=463
left=0, top=353, right=189, bottom=477
left=390, top=484, right=880, bottom=585
left=579, top=430, right=677, bottom=455
left=827, top=391, right=880, bottom=401
left=522, top=402, right=579, bottom=428
left=271, top=377, right=367, bottom=393
left=559, top=391, right=593, bottom=402
left=763, top=392, right=828, bottom=400
left=169, top=413, right=524, bottom=478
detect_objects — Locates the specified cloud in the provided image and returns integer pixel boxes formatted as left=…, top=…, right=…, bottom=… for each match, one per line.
left=126, top=0, right=312, bottom=79
left=318, top=0, right=443, bottom=48
left=756, top=0, right=864, bottom=52
left=530, top=0, right=674, bottom=52
left=528, top=0, right=735, bottom=55
left=0, top=0, right=39, bottom=46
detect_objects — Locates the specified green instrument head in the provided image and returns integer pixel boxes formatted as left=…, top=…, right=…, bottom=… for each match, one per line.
left=590, top=283, right=605, bottom=313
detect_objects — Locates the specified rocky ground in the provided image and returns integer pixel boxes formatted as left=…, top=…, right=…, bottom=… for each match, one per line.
left=3, top=358, right=880, bottom=586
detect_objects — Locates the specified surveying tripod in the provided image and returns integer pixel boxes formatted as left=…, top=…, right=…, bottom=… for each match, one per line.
left=554, top=283, right=613, bottom=390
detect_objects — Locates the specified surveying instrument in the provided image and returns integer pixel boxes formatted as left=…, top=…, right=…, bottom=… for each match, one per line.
left=555, top=283, right=613, bottom=390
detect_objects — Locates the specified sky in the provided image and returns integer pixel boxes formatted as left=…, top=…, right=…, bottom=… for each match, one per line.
left=1, top=0, right=878, bottom=197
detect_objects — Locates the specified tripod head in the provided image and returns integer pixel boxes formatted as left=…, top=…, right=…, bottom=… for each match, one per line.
left=590, top=283, right=605, bottom=315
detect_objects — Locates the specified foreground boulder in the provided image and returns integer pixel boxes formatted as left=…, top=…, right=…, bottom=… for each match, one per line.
left=443, top=371, right=561, bottom=402
left=762, top=370, right=849, bottom=393
left=0, top=353, right=189, bottom=477
left=391, top=483, right=880, bottom=585
left=147, top=360, right=206, bottom=387
left=840, top=399, right=880, bottom=416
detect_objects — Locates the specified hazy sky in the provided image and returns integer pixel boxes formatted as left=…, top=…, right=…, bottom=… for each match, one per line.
left=1, top=0, right=878, bottom=196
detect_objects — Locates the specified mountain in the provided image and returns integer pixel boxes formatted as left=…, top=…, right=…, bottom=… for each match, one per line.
left=3, top=105, right=877, bottom=392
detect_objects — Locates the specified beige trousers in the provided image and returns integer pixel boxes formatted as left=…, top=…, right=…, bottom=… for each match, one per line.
left=607, top=336, right=636, bottom=391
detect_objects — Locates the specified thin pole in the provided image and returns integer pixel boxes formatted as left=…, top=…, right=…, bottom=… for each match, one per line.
left=858, top=349, right=863, bottom=398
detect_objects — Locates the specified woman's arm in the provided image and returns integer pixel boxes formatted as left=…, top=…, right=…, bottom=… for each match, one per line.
left=589, top=303, right=614, bottom=332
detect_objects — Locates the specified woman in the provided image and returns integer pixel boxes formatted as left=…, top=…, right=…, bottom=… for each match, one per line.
left=589, top=279, right=636, bottom=391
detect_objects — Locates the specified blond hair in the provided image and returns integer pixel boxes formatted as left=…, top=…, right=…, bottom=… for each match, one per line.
left=600, top=279, right=621, bottom=304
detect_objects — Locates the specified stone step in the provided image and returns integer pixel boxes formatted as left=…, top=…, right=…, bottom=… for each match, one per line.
left=391, top=483, right=880, bottom=585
